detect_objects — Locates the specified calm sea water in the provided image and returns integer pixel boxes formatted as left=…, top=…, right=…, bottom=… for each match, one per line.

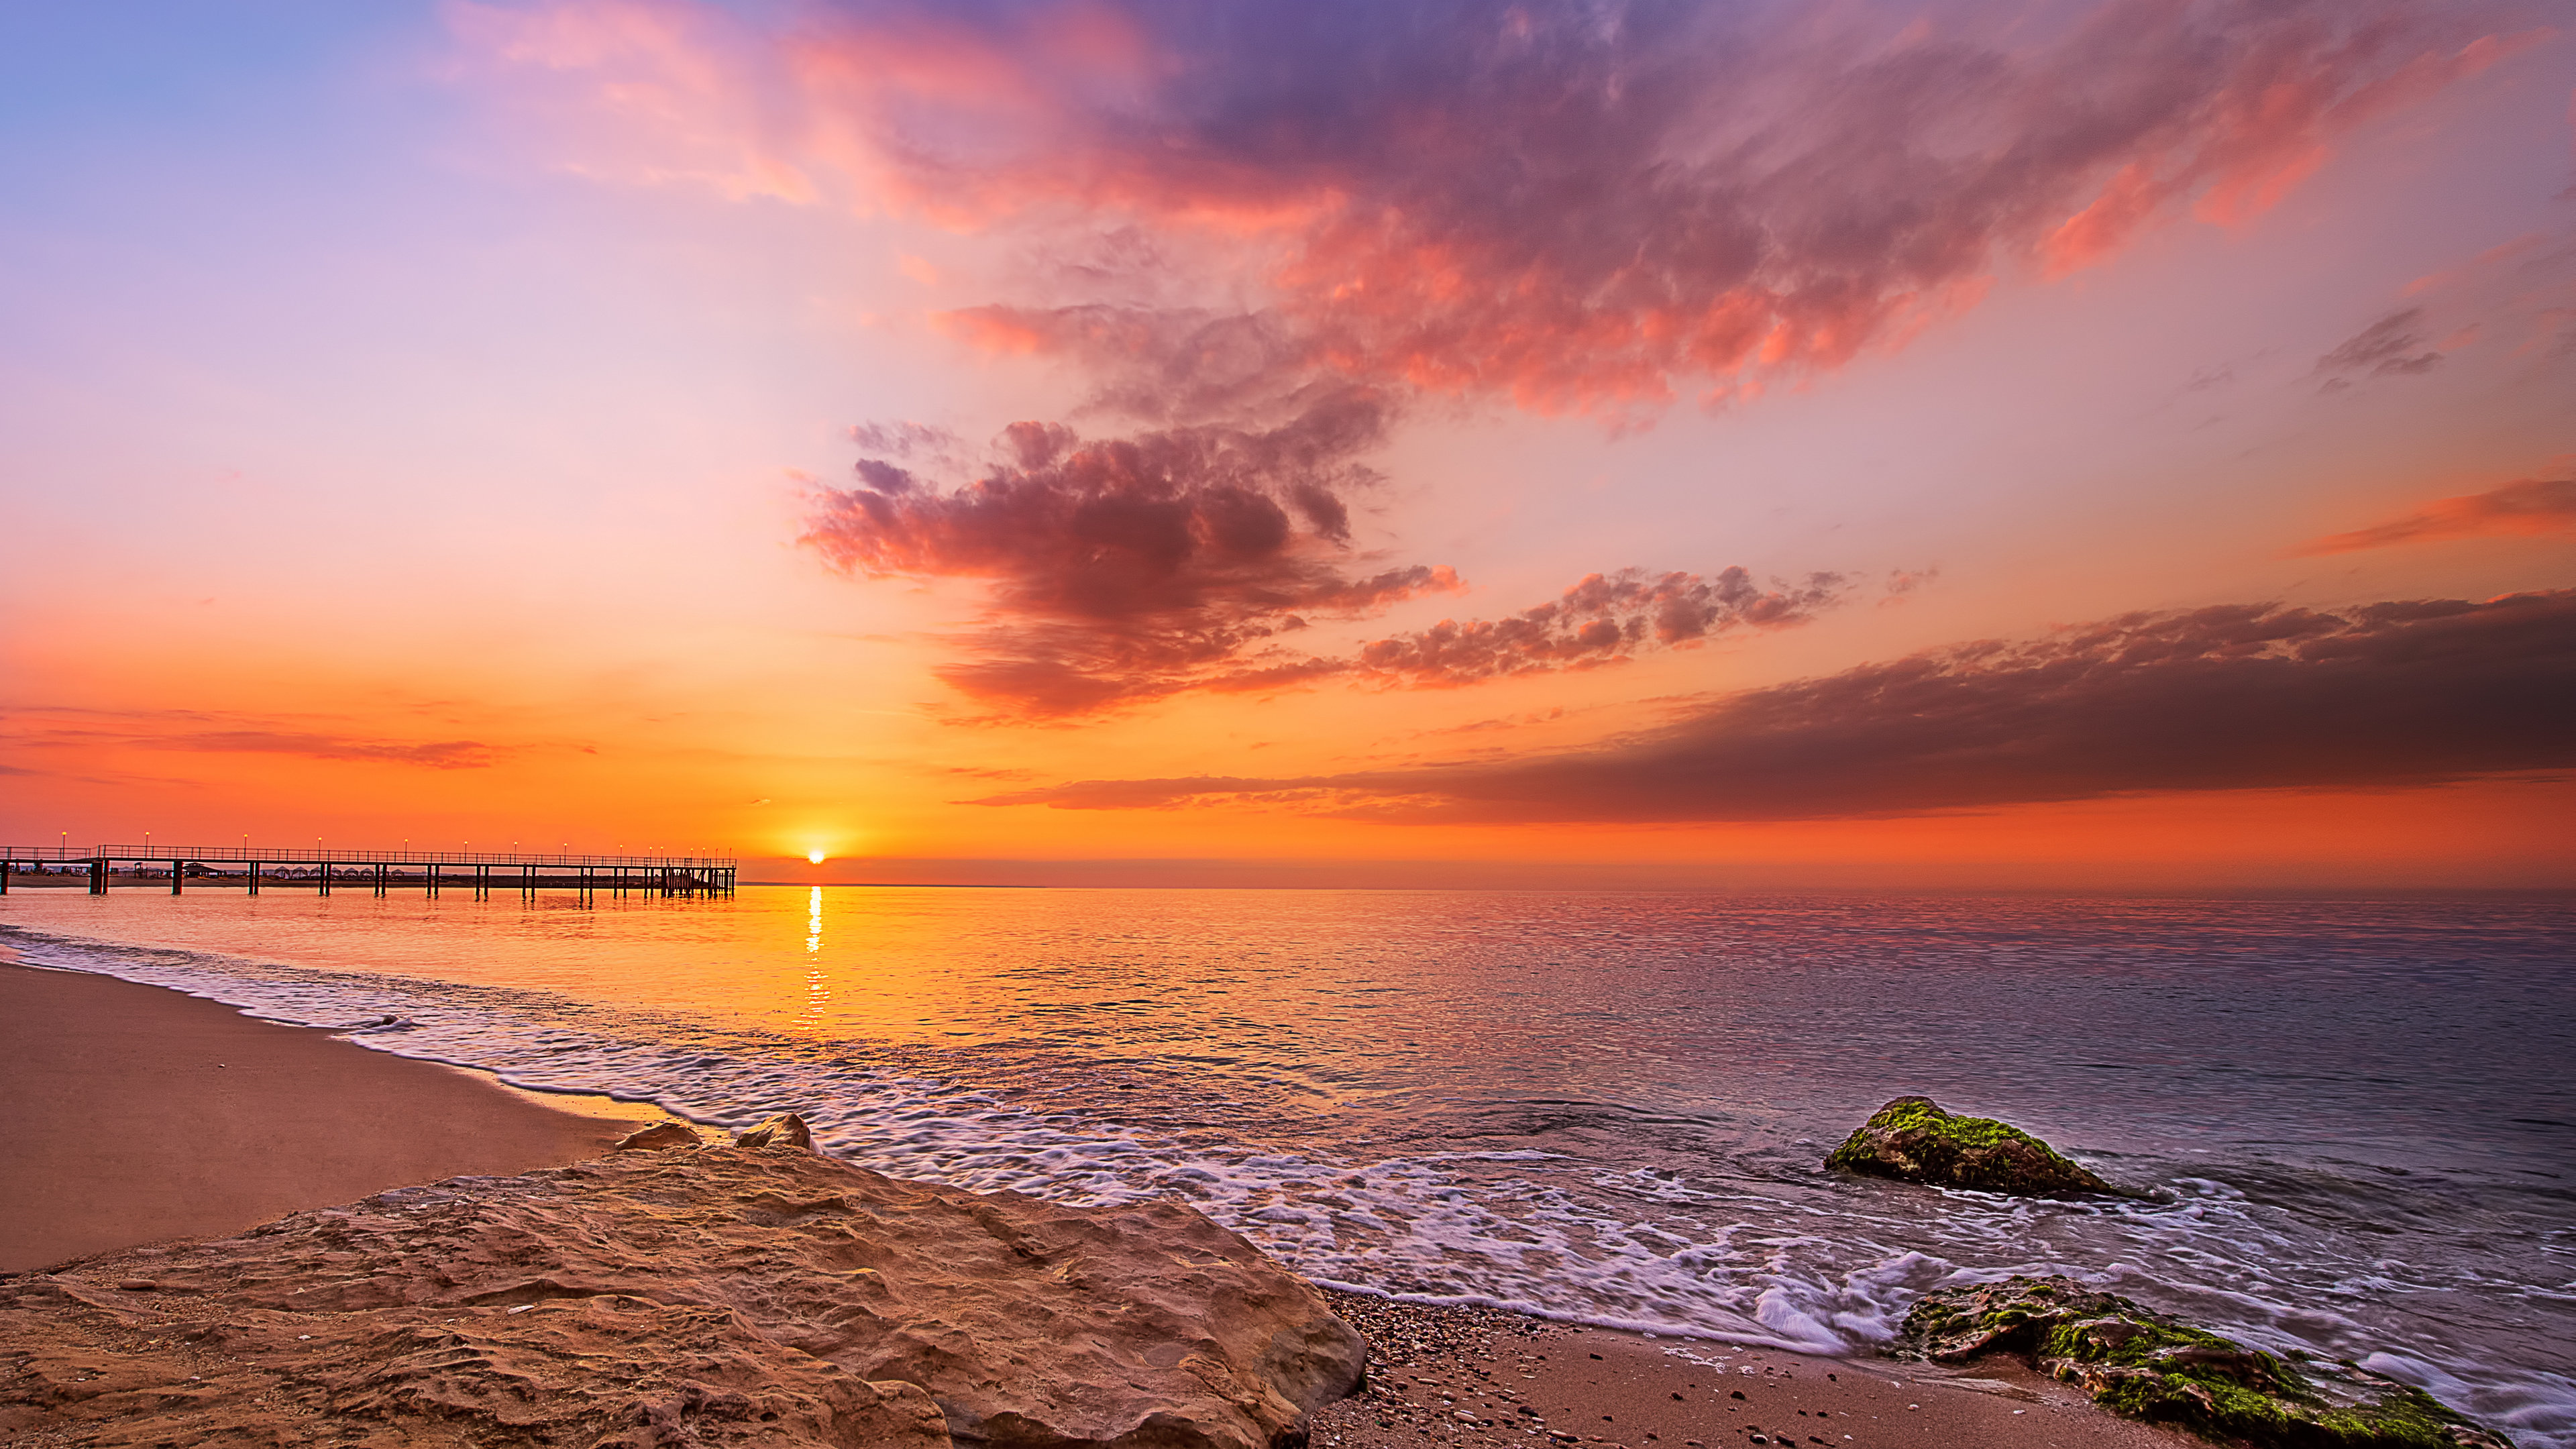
left=4, top=886, right=2570, bottom=1443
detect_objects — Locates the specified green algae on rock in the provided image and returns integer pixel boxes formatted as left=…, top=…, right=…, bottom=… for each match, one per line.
left=1823, top=1095, right=2123, bottom=1196
left=1900, top=1275, right=2514, bottom=1449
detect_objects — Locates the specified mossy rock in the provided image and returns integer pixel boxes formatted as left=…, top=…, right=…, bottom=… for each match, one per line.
left=1824, top=1095, right=2125, bottom=1197
left=1898, top=1275, right=2514, bottom=1448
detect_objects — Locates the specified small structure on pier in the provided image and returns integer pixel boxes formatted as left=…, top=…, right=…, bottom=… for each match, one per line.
left=0, top=845, right=736, bottom=899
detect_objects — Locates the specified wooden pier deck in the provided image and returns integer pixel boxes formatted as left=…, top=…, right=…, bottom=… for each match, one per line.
left=0, top=845, right=736, bottom=898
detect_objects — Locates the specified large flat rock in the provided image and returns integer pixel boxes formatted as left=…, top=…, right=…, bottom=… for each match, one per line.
left=0, top=1136, right=1366, bottom=1448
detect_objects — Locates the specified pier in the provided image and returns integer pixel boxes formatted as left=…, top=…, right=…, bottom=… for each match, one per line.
left=0, top=845, right=735, bottom=899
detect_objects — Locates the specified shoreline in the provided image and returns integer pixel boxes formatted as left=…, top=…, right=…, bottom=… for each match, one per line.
left=0, top=959, right=668, bottom=1273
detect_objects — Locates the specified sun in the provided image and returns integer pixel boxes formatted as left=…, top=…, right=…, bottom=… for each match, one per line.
left=807, top=849, right=828, bottom=865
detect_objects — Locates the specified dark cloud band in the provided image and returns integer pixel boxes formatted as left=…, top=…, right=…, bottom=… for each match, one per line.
left=973, top=589, right=2576, bottom=818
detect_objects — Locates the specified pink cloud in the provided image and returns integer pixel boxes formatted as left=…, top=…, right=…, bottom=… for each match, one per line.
left=454, top=1, right=2530, bottom=417
left=2292, top=476, right=2576, bottom=555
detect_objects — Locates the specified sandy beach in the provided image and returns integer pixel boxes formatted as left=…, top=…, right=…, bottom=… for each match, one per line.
left=0, top=958, right=659, bottom=1273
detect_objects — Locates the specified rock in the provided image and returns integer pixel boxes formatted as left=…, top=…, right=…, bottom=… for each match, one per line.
left=733, top=1112, right=813, bottom=1150
left=1823, top=1095, right=2122, bottom=1196
left=1898, top=1275, right=2514, bottom=1448
left=0, top=1137, right=1365, bottom=1449
left=613, top=1121, right=700, bottom=1150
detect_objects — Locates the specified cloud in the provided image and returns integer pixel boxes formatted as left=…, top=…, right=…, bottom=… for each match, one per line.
left=1352, top=568, right=1848, bottom=688
left=802, top=391, right=1456, bottom=716
left=805, top=405, right=1855, bottom=715
left=3, top=708, right=504, bottom=769
left=2293, top=476, right=2576, bottom=555
left=847, top=420, right=961, bottom=460
left=2389, top=228, right=2576, bottom=368
left=158, top=733, right=502, bottom=769
left=929, top=3, right=2534, bottom=418
left=936, top=305, right=1320, bottom=427
left=459, top=0, right=2537, bottom=724
left=456, top=0, right=2530, bottom=419
left=2312, top=307, right=2447, bottom=390
left=973, top=589, right=2576, bottom=820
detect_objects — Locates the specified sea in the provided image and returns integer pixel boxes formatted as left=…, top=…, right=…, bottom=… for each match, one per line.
left=3, top=885, right=2570, bottom=1444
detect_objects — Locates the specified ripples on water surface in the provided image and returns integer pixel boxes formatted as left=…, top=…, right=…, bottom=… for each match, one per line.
left=5, top=886, right=2571, bottom=1444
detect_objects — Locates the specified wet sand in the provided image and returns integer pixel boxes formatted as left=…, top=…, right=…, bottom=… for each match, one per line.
left=1311, top=1292, right=2201, bottom=1449
left=0, top=958, right=659, bottom=1272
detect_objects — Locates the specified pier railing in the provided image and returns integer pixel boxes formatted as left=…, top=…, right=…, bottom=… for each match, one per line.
left=80, top=845, right=729, bottom=869
left=0, top=845, right=737, bottom=898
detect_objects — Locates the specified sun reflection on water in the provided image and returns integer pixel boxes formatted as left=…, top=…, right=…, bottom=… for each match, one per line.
left=799, top=885, right=828, bottom=1028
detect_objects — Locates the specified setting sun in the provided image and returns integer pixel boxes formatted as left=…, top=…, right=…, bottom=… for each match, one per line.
left=807, top=850, right=828, bottom=865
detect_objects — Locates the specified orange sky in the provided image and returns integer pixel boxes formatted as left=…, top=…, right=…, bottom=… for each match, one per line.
left=1, top=1, right=2571, bottom=885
